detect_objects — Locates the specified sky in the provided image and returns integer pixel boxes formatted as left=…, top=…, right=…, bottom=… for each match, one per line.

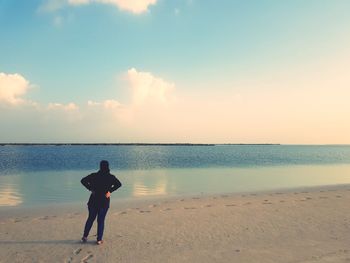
left=1, top=0, right=350, bottom=144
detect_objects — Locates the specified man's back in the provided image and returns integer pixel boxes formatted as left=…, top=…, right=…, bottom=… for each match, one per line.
left=81, top=171, right=122, bottom=208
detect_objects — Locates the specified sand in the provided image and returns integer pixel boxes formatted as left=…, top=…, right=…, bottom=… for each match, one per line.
left=1, top=185, right=350, bottom=263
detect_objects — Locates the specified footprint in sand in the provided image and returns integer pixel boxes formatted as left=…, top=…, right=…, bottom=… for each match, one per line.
left=117, top=211, right=127, bottom=215
left=184, top=207, right=196, bottom=210
left=263, top=201, right=272, bottom=204
left=204, top=204, right=212, bottom=207
left=149, top=204, right=157, bottom=208
left=192, top=197, right=200, bottom=200
left=243, top=202, right=251, bottom=205
left=302, top=249, right=350, bottom=262
left=139, top=210, right=151, bottom=213
left=319, top=196, right=328, bottom=199
left=81, top=253, right=94, bottom=263
left=279, top=200, right=285, bottom=203
left=66, top=248, right=83, bottom=263
left=306, top=197, right=312, bottom=200
left=74, top=248, right=82, bottom=255
left=225, top=204, right=236, bottom=207
left=336, top=195, right=342, bottom=198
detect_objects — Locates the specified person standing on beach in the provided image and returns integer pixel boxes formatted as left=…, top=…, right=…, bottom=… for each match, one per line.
left=81, top=160, right=122, bottom=245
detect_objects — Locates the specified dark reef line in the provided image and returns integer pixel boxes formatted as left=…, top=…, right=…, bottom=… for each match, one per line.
left=0, top=143, right=280, bottom=146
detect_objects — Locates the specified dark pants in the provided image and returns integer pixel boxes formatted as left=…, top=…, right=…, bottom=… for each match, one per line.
left=83, top=206, right=109, bottom=241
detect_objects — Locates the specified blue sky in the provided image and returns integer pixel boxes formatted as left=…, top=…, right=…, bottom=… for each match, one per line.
left=1, top=0, right=350, bottom=143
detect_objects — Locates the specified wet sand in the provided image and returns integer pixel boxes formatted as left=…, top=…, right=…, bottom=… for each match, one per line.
left=1, top=185, right=350, bottom=263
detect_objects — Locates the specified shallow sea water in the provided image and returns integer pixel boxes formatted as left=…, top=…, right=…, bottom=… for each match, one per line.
left=1, top=145, right=350, bottom=207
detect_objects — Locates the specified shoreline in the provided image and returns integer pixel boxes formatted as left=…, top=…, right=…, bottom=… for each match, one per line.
left=1, top=183, right=350, bottom=218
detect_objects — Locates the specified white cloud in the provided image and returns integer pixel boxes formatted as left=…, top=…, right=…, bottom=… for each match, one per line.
left=39, top=0, right=157, bottom=14
left=88, top=68, right=174, bottom=109
left=103, top=99, right=122, bottom=109
left=85, top=68, right=175, bottom=125
left=68, top=0, right=89, bottom=5
left=101, top=0, right=157, bottom=14
left=88, top=99, right=122, bottom=109
left=87, top=100, right=101, bottom=106
left=0, top=73, right=31, bottom=105
left=127, top=68, right=175, bottom=106
left=48, top=102, right=79, bottom=111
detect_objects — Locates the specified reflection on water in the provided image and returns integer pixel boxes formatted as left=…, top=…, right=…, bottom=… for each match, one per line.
left=0, top=186, right=22, bottom=206
left=0, top=164, right=350, bottom=207
left=133, top=182, right=167, bottom=197
left=131, top=170, right=168, bottom=197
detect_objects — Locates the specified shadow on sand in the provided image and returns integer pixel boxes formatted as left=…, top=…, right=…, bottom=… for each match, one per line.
left=0, top=239, right=96, bottom=245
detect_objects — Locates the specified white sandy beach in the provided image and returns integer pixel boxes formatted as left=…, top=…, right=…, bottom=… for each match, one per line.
left=1, top=185, right=350, bottom=263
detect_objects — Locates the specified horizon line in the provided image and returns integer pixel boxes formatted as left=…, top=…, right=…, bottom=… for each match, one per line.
left=1, top=143, right=350, bottom=146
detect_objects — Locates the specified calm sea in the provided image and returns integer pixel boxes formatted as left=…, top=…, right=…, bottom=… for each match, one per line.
left=1, top=145, right=350, bottom=207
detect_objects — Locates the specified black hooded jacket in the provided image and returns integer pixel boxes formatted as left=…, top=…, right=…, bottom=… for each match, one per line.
left=81, top=171, right=122, bottom=208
